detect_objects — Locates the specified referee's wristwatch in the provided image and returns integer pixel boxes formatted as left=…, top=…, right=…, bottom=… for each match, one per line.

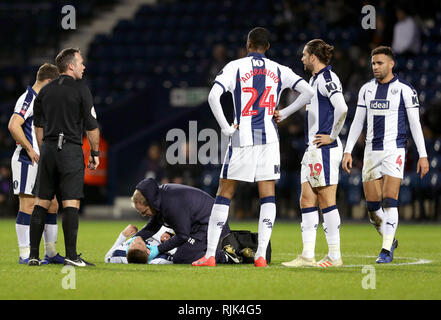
left=91, top=150, right=100, bottom=157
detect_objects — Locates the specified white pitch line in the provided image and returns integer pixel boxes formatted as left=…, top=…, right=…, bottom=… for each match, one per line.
left=273, top=253, right=433, bottom=268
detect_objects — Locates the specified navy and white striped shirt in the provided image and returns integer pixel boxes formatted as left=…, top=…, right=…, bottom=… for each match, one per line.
left=214, top=52, right=304, bottom=147
left=12, top=86, right=38, bottom=164
left=305, top=65, right=343, bottom=151
left=356, top=75, right=419, bottom=151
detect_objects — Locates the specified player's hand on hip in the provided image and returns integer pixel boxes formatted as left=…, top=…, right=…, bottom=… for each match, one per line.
left=313, top=134, right=334, bottom=148
left=87, top=156, right=100, bottom=170
left=273, top=110, right=281, bottom=123
left=221, top=124, right=238, bottom=137
left=26, top=148, right=39, bottom=165
left=417, top=157, right=429, bottom=179
left=342, top=152, right=352, bottom=174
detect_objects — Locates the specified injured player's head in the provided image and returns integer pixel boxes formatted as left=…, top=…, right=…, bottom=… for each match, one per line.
left=126, top=236, right=149, bottom=264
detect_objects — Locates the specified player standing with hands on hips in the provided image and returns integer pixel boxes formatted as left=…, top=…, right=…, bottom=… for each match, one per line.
left=278, top=39, right=348, bottom=268
left=342, top=46, right=429, bottom=263
left=192, top=27, right=314, bottom=267
left=8, top=63, right=64, bottom=265
left=28, top=48, right=101, bottom=267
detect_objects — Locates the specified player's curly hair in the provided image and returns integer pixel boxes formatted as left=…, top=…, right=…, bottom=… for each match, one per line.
left=306, top=39, right=334, bottom=65
left=127, top=248, right=148, bottom=264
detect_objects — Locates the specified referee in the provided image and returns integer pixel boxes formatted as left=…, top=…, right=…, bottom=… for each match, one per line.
left=28, top=48, right=100, bottom=267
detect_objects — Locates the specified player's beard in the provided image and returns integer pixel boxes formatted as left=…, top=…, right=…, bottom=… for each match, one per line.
left=304, top=62, right=313, bottom=73
left=373, top=70, right=386, bottom=81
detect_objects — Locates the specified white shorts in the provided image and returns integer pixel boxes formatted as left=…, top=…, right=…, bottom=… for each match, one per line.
left=362, top=148, right=406, bottom=182
left=300, top=145, right=343, bottom=188
left=11, top=160, right=38, bottom=195
left=220, top=142, right=280, bottom=182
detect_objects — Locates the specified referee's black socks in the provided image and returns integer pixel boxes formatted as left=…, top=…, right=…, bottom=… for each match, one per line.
left=29, top=205, right=48, bottom=259
left=62, top=207, right=79, bottom=260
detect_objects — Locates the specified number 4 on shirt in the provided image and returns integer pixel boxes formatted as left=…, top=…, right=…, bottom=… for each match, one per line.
left=241, top=86, right=275, bottom=117
left=396, top=155, right=402, bottom=167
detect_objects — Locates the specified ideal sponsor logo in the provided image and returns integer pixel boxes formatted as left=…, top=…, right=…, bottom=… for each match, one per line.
left=370, top=99, right=389, bottom=109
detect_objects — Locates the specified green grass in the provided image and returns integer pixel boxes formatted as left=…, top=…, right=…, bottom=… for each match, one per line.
left=0, top=219, right=440, bottom=300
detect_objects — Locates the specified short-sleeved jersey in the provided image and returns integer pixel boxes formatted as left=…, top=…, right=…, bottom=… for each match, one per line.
left=305, top=65, right=343, bottom=151
left=357, top=75, right=419, bottom=151
left=12, top=86, right=39, bottom=164
left=214, top=52, right=305, bottom=147
left=33, top=75, right=98, bottom=145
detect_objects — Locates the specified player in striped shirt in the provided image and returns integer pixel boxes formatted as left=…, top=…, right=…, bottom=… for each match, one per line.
left=278, top=39, right=348, bottom=268
left=192, top=27, right=314, bottom=267
left=8, top=64, right=63, bottom=265
left=342, top=46, right=429, bottom=263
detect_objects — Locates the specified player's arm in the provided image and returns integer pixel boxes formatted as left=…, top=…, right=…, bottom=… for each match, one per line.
left=33, top=92, right=45, bottom=150
left=136, top=219, right=162, bottom=241
left=157, top=214, right=191, bottom=254
left=404, top=88, right=429, bottom=178
left=208, top=83, right=237, bottom=136
left=314, top=92, right=348, bottom=147
left=8, top=114, right=39, bottom=165
left=275, top=80, right=314, bottom=123
left=104, top=225, right=137, bottom=263
left=342, top=106, right=367, bottom=174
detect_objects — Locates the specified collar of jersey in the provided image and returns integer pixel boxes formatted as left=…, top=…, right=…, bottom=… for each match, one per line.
left=313, top=65, right=332, bottom=80
left=247, top=52, right=266, bottom=59
left=27, top=86, right=37, bottom=96
left=375, top=74, right=398, bottom=85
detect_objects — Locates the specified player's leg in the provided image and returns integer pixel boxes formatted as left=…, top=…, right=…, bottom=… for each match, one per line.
left=15, top=194, right=34, bottom=264
left=282, top=182, right=319, bottom=267
left=363, top=178, right=385, bottom=236
left=193, top=178, right=238, bottom=266
left=316, top=184, right=343, bottom=267
left=42, top=197, right=65, bottom=263
left=378, top=174, right=401, bottom=262
left=254, top=180, right=276, bottom=266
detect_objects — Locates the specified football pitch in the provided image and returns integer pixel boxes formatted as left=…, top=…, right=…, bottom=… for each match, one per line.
left=0, top=219, right=440, bottom=300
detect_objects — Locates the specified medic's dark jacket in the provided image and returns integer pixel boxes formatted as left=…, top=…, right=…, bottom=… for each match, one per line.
left=135, top=178, right=215, bottom=253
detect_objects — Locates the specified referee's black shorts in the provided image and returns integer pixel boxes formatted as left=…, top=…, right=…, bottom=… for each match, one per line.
left=33, top=141, right=85, bottom=200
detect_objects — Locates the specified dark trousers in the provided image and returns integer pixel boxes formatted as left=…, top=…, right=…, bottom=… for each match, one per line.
left=172, top=222, right=230, bottom=264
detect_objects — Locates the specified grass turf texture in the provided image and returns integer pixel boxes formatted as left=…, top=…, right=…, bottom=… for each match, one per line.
left=0, top=219, right=440, bottom=300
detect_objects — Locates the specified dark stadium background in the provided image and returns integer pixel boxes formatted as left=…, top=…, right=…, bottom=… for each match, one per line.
left=0, top=0, right=440, bottom=221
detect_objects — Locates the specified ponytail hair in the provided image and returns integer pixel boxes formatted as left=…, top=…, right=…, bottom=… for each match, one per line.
left=305, top=39, right=334, bottom=65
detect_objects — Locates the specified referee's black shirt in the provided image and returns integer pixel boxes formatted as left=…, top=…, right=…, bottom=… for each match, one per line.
left=33, top=74, right=98, bottom=145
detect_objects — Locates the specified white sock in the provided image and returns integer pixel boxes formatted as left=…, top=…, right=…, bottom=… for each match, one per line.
left=255, top=198, right=276, bottom=260
left=300, top=207, right=319, bottom=259
left=367, top=201, right=385, bottom=237
left=205, top=197, right=230, bottom=258
left=382, top=206, right=398, bottom=251
left=322, top=206, right=341, bottom=261
left=16, top=211, right=31, bottom=259
left=44, top=213, right=58, bottom=258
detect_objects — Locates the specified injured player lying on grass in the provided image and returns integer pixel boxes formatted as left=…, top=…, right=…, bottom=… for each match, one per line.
left=105, top=224, right=176, bottom=264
